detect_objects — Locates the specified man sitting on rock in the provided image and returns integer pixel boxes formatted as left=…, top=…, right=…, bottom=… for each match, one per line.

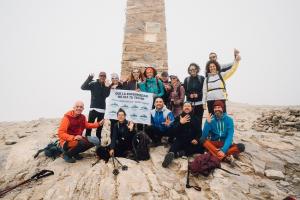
left=145, top=97, right=175, bottom=146
left=57, top=101, right=104, bottom=163
left=162, top=102, right=204, bottom=168
left=200, top=100, right=245, bottom=162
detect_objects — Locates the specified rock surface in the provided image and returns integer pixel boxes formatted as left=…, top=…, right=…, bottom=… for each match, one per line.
left=0, top=102, right=299, bottom=199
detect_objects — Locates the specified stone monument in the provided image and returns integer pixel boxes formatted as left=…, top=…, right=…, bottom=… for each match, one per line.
left=121, top=0, right=168, bottom=79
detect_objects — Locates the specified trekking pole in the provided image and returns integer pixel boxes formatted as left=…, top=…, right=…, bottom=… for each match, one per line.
left=114, top=157, right=128, bottom=171
left=112, top=156, right=119, bottom=176
left=0, top=170, right=54, bottom=198
left=219, top=167, right=240, bottom=176
left=185, top=158, right=201, bottom=191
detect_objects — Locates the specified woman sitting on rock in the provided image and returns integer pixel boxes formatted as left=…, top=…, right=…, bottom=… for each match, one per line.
left=109, top=108, right=135, bottom=158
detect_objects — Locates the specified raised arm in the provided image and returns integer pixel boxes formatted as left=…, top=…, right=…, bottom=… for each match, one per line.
left=81, top=74, right=94, bottom=90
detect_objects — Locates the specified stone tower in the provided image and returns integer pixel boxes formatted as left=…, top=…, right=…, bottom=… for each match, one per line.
left=121, top=0, right=168, bottom=79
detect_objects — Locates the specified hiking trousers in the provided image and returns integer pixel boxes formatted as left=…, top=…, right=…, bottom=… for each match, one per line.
left=203, top=140, right=245, bottom=160
left=63, top=138, right=94, bottom=157
left=86, top=110, right=104, bottom=139
left=169, top=139, right=204, bottom=156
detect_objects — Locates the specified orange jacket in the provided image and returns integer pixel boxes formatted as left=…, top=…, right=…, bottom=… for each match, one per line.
left=57, top=110, right=99, bottom=147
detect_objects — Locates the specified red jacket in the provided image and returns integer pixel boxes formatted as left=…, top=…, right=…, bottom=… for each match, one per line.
left=57, top=110, right=99, bottom=147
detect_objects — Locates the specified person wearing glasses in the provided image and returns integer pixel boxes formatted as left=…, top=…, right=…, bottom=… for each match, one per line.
left=81, top=71, right=110, bottom=140
left=183, top=63, right=206, bottom=131
left=207, top=49, right=241, bottom=75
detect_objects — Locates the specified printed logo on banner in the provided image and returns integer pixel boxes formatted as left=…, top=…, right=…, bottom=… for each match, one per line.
left=131, top=105, right=139, bottom=111
left=130, top=113, right=138, bottom=120
left=111, top=102, right=119, bottom=108
left=121, top=104, right=129, bottom=109
left=140, top=106, right=148, bottom=111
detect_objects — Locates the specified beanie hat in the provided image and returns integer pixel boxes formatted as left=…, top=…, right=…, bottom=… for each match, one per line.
left=213, top=100, right=225, bottom=111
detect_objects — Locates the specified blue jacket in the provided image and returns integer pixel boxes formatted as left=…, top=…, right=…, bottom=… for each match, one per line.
left=150, top=106, right=174, bottom=132
left=139, top=77, right=165, bottom=97
left=201, top=113, right=234, bottom=153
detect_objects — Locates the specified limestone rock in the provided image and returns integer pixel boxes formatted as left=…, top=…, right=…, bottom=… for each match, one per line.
left=265, top=169, right=285, bottom=180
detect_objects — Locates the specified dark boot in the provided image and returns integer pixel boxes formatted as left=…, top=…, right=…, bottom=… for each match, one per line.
left=162, top=152, right=175, bottom=168
left=63, top=153, right=76, bottom=163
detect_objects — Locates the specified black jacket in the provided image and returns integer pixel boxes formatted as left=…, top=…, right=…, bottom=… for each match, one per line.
left=183, top=75, right=205, bottom=103
left=81, top=76, right=110, bottom=109
left=123, top=80, right=139, bottom=90
left=110, top=120, right=134, bottom=149
left=172, top=112, right=201, bottom=142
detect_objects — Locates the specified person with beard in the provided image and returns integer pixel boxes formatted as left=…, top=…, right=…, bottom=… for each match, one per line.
left=81, top=72, right=110, bottom=139
left=200, top=101, right=245, bottom=161
left=162, top=102, right=204, bottom=168
left=145, top=97, right=175, bottom=146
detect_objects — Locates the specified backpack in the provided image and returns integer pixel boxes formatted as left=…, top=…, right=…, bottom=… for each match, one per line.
left=206, top=73, right=226, bottom=92
left=34, top=140, right=62, bottom=160
left=189, top=152, right=221, bottom=176
left=188, top=152, right=240, bottom=177
left=132, top=131, right=152, bottom=161
left=186, top=75, right=205, bottom=93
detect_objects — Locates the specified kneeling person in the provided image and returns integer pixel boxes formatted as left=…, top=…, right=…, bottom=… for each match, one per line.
left=109, top=109, right=135, bottom=158
left=200, top=100, right=245, bottom=161
left=58, top=101, right=103, bottom=163
left=162, top=102, right=204, bottom=168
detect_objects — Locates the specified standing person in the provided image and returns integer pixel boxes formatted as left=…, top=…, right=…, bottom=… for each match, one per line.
left=159, top=71, right=172, bottom=108
left=81, top=72, right=110, bottom=140
left=123, top=68, right=144, bottom=91
left=183, top=63, right=206, bottom=130
left=200, top=101, right=245, bottom=161
left=162, top=102, right=204, bottom=168
left=145, top=97, right=175, bottom=146
left=109, top=109, right=135, bottom=158
left=57, top=101, right=104, bottom=163
left=109, top=73, right=124, bottom=135
left=207, top=48, right=241, bottom=74
left=168, top=75, right=185, bottom=117
left=139, top=66, right=165, bottom=99
left=205, top=55, right=241, bottom=114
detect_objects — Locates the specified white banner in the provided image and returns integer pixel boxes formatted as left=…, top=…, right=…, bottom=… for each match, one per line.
left=104, top=89, right=153, bottom=125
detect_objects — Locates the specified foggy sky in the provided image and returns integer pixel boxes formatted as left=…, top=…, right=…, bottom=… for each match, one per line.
left=0, top=0, right=299, bottom=121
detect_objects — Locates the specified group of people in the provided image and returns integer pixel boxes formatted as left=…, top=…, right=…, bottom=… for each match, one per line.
left=57, top=49, right=245, bottom=168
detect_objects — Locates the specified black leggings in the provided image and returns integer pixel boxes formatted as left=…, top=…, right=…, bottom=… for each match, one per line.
left=63, top=140, right=94, bottom=157
left=192, top=104, right=204, bottom=131
left=86, top=110, right=104, bottom=139
left=207, top=100, right=227, bottom=114
left=169, top=139, right=204, bottom=156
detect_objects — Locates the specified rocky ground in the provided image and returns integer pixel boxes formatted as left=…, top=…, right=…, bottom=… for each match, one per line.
left=0, top=102, right=299, bottom=200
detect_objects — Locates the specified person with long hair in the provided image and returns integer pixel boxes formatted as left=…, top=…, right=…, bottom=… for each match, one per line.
left=168, top=75, right=185, bottom=117
left=183, top=63, right=206, bottom=130
left=205, top=54, right=241, bottom=114
left=123, top=68, right=144, bottom=91
left=139, top=66, right=165, bottom=98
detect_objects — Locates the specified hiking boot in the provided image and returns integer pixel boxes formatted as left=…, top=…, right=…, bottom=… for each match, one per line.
left=73, top=154, right=83, bottom=160
left=223, top=155, right=235, bottom=167
left=162, top=152, right=174, bottom=168
left=63, top=154, right=76, bottom=163
left=176, top=150, right=186, bottom=158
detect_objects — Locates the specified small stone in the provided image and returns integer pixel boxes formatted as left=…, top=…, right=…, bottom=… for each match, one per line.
left=252, top=159, right=266, bottom=176
left=265, top=169, right=285, bottom=180
left=279, top=181, right=290, bottom=187
left=5, top=140, right=17, bottom=145
left=258, top=182, right=266, bottom=187
left=292, top=177, right=300, bottom=184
